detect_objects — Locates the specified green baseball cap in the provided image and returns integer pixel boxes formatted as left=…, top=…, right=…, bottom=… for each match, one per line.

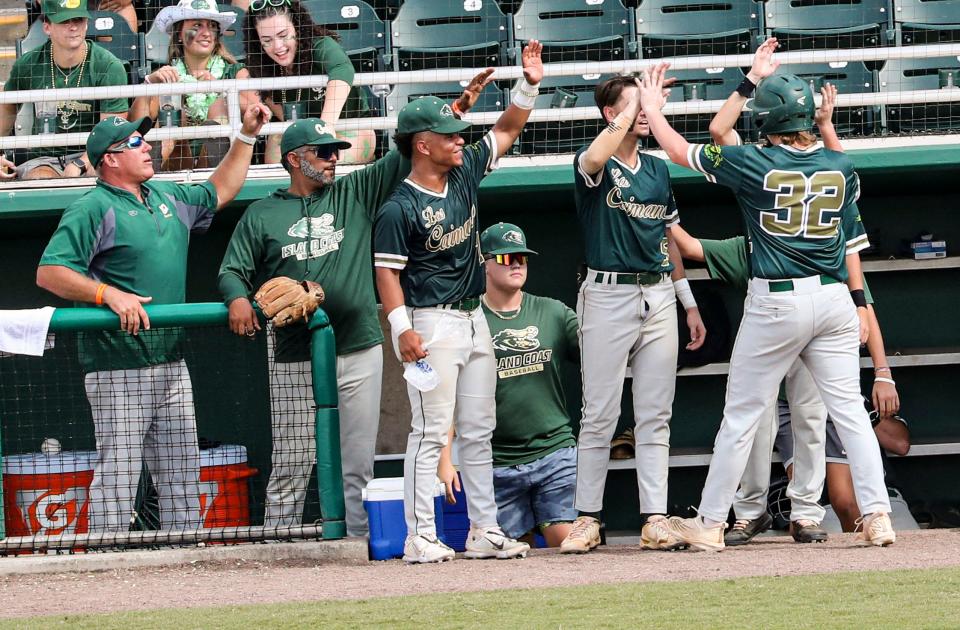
left=481, top=223, right=538, bottom=256
left=43, top=0, right=90, bottom=23
left=86, top=116, right=153, bottom=167
left=280, top=118, right=352, bottom=158
left=397, top=96, right=470, bottom=135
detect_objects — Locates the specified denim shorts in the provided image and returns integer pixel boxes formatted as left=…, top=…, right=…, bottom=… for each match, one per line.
left=493, top=445, right=577, bottom=539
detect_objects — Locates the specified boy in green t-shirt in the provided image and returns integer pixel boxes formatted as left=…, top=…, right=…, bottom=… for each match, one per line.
left=439, top=223, right=579, bottom=547
left=0, top=0, right=129, bottom=180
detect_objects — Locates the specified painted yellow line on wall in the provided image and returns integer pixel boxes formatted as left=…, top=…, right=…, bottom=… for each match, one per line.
left=0, top=15, right=27, bottom=26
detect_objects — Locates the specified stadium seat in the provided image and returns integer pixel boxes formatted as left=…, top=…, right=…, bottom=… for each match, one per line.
left=634, top=0, right=759, bottom=59
left=770, top=62, right=878, bottom=137
left=664, top=67, right=746, bottom=143
left=143, top=24, right=170, bottom=69
left=878, top=55, right=960, bottom=133
left=762, top=0, right=891, bottom=51
left=303, top=0, right=389, bottom=72
left=87, top=10, right=143, bottom=69
left=518, top=74, right=614, bottom=155
left=893, top=0, right=960, bottom=45
left=14, top=17, right=44, bottom=57
left=391, top=0, right=509, bottom=71
left=386, top=80, right=507, bottom=146
left=219, top=5, right=246, bottom=62
left=512, top=0, right=634, bottom=63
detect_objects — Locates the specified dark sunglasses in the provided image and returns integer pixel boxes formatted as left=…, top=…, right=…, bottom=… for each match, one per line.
left=250, top=0, right=290, bottom=12
left=307, top=145, right=340, bottom=160
left=107, top=135, right=145, bottom=154
left=485, top=253, right=528, bottom=266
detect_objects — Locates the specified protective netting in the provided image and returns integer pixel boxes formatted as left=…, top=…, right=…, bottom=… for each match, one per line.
left=1, top=0, right=960, bottom=177
left=0, top=319, right=328, bottom=552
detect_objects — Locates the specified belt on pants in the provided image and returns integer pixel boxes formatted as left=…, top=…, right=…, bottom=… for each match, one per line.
left=590, top=270, right=667, bottom=286
left=767, top=275, right=841, bottom=293
left=430, top=297, right=481, bottom=311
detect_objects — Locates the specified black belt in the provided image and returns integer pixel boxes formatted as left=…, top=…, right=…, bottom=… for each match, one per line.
left=592, top=271, right=665, bottom=286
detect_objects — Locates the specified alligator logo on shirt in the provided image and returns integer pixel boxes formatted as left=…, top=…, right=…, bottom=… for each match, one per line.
left=283, top=214, right=344, bottom=260
left=492, top=326, right=541, bottom=352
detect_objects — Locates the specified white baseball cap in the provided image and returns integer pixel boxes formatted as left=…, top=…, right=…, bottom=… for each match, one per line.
left=153, top=0, right=236, bottom=35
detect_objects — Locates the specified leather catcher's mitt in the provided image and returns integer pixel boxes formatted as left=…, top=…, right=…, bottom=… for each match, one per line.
left=254, top=277, right=325, bottom=328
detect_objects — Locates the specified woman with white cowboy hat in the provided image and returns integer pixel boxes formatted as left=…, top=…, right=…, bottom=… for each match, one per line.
left=130, top=0, right=256, bottom=170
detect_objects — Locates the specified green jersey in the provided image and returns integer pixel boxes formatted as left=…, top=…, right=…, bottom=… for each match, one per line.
left=701, top=236, right=874, bottom=302
left=373, top=131, right=497, bottom=307
left=687, top=143, right=868, bottom=282
left=574, top=148, right=679, bottom=273
left=266, top=37, right=371, bottom=119
left=218, top=150, right=410, bottom=362
left=484, top=293, right=578, bottom=467
left=40, top=179, right=218, bottom=372
left=5, top=41, right=128, bottom=161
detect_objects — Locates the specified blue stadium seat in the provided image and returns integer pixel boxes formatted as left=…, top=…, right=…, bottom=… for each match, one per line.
left=893, top=0, right=960, bottom=45
left=512, top=0, right=634, bottom=63
left=303, top=0, right=389, bottom=72
left=634, top=0, right=759, bottom=59
left=391, top=0, right=510, bottom=71
left=878, top=55, right=960, bottom=133
left=771, top=62, right=878, bottom=136
left=762, top=0, right=891, bottom=51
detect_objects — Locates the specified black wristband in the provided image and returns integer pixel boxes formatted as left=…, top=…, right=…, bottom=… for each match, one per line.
left=736, top=77, right=757, bottom=98
left=850, top=289, right=867, bottom=308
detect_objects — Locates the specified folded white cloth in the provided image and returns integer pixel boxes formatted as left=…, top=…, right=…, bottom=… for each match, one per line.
left=0, top=307, right=56, bottom=356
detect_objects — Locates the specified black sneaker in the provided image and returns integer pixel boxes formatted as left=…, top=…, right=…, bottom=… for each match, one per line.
left=791, top=520, right=828, bottom=543
left=724, top=513, right=773, bottom=546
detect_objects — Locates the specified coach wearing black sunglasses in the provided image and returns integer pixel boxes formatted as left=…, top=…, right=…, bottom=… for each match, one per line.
left=35, top=102, right=271, bottom=533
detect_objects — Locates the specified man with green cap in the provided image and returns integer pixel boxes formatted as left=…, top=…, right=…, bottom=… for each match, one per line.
left=36, top=102, right=271, bottom=533
left=373, top=41, right=543, bottom=564
left=438, top=223, right=580, bottom=547
left=216, top=70, right=495, bottom=537
left=0, top=0, right=130, bottom=180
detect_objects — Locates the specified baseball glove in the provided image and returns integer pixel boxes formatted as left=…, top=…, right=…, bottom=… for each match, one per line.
left=254, top=277, right=325, bottom=328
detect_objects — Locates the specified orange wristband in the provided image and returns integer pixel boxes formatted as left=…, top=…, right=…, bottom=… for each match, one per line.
left=95, top=283, right=108, bottom=305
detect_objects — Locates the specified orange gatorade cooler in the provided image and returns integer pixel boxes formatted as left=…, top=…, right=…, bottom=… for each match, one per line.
left=198, top=444, right=258, bottom=528
left=2, top=449, right=97, bottom=537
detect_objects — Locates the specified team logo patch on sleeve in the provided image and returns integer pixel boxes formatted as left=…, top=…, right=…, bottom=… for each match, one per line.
left=704, top=143, right=724, bottom=167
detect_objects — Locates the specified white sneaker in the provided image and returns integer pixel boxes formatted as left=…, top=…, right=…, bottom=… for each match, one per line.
left=402, top=534, right=456, bottom=564
left=854, top=512, right=896, bottom=547
left=464, top=526, right=529, bottom=559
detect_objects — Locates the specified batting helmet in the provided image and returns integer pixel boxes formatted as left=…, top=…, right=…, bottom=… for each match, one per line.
left=751, top=73, right=816, bottom=136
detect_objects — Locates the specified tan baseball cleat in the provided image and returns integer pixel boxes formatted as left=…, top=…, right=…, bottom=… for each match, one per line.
left=665, top=515, right=726, bottom=552
left=641, top=515, right=686, bottom=550
left=854, top=512, right=896, bottom=547
left=559, top=516, right=601, bottom=554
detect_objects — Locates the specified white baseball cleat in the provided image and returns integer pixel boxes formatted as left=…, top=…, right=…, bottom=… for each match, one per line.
left=402, top=534, right=456, bottom=564
left=854, top=512, right=896, bottom=547
left=464, top=526, right=530, bottom=559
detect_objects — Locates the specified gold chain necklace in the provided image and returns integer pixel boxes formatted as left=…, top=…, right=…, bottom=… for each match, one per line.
left=482, top=294, right=523, bottom=321
left=50, top=41, right=89, bottom=129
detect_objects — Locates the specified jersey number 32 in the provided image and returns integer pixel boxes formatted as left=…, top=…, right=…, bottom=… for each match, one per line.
left=761, top=170, right=845, bottom=239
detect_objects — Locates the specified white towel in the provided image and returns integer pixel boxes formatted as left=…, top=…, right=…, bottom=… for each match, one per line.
left=0, top=307, right=56, bottom=357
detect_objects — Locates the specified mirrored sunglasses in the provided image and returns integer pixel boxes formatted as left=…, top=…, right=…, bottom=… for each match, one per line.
left=485, top=253, right=528, bottom=266
left=107, top=135, right=146, bottom=154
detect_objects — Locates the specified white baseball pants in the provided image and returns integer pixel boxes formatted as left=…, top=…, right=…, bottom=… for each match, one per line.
left=85, top=359, right=201, bottom=532
left=263, top=343, right=382, bottom=537
left=698, top=278, right=890, bottom=523
left=574, top=274, right=678, bottom=514
left=399, top=306, right=498, bottom=537
left=732, top=359, right=829, bottom=522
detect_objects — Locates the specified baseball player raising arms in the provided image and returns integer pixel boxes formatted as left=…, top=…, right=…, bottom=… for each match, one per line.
left=638, top=63, right=895, bottom=550
left=560, top=75, right=706, bottom=554
left=373, top=42, right=543, bottom=563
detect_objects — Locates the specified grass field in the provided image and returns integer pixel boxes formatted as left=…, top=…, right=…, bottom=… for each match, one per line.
left=6, top=566, right=960, bottom=629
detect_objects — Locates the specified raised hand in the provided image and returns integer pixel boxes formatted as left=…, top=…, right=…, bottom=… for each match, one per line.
left=240, top=102, right=272, bottom=137
left=815, top=82, right=838, bottom=127
left=748, top=37, right=780, bottom=83
left=455, top=68, right=496, bottom=114
left=521, top=40, right=544, bottom=86
left=638, top=62, right=671, bottom=114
